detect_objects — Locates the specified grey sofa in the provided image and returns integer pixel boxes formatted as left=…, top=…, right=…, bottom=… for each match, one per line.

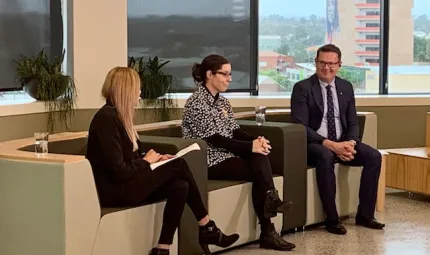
left=16, top=136, right=208, bottom=255
left=137, top=120, right=308, bottom=253
left=237, top=111, right=378, bottom=227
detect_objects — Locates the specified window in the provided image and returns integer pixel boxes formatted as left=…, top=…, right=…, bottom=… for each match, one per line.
left=365, top=58, right=379, bottom=63
left=366, top=23, right=380, bottom=27
left=366, top=47, right=380, bottom=51
left=0, top=0, right=63, bottom=91
left=258, top=0, right=380, bottom=94
left=366, top=11, right=380, bottom=16
left=388, top=0, right=430, bottom=93
left=366, top=34, right=380, bottom=40
left=128, top=0, right=256, bottom=92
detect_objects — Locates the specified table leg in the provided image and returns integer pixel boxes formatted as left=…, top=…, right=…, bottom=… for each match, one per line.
left=376, top=151, right=387, bottom=211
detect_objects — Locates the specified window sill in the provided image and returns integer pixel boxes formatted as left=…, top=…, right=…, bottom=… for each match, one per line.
left=173, top=94, right=430, bottom=108
left=0, top=101, right=45, bottom=117
left=0, top=95, right=429, bottom=117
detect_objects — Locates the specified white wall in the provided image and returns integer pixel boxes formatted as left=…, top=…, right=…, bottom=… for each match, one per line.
left=69, top=0, right=127, bottom=109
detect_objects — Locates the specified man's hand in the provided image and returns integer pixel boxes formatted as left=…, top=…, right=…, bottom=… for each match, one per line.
left=143, top=149, right=163, bottom=164
left=341, top=140, right=357, bottom=161
left=323, top=140, right=356, bottom=161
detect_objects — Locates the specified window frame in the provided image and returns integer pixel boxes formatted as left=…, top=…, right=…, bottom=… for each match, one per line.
left=0, top=0, right=64, bottom=92
left=379, top=0, right=389, bottom=94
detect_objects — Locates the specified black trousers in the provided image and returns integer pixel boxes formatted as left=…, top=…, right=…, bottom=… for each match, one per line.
left=307, top=142, right=382, bottom=222
left=141, top=158, right=208, bottom=244
left=208, top=154, right=275, bottom=228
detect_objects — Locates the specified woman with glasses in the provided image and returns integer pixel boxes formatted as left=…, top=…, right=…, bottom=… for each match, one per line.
left=181, top=54, right=296, bottom=252
left=86, top=67, right=239, bottom=255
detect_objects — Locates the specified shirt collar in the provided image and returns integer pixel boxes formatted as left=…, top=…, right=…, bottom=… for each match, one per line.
left=319, top=79, right=336, bottom=88
left=198, top=85, right=219, bottom=104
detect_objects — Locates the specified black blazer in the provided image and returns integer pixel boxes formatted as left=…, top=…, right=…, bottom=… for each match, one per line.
left=86, top=101, right=152, bottom=206
left=290, top=74, right=360, bottom=144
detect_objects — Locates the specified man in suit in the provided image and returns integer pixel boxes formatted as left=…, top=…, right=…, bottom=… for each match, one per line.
left=291, top=44, right=385, bottom=235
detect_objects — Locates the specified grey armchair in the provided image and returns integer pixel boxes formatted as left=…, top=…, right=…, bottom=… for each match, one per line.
left=236, top=120, right=307, bottom=232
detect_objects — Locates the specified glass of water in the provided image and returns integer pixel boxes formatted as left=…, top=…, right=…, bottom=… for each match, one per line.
left=34, top=132, right=49, bottom=156
left=255, top=106, right=266, bottom=126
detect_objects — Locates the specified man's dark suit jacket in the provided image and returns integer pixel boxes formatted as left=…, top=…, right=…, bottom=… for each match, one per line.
left=290, top=73, right=360, bottom=145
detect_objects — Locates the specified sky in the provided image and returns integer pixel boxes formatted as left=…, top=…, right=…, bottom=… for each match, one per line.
left=258, top=0, right=430, bottom=18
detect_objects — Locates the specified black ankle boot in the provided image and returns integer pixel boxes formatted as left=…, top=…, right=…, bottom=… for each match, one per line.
left=149, top=248, right=169, bottom=255
left=259, top=223, right=296, bottom=251
left=199, top=220, right=240, bottom=254
left=263, top=189, right=293, bottom=218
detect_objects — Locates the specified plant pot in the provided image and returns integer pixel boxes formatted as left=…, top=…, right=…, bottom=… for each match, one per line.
left=140, top=74, right=172, bottom=99
left=23, top=79, right=40, bottom=100
left=23, top=79, right=67, bottom=101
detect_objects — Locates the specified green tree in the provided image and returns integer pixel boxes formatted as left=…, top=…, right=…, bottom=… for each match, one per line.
left=414, top=15, right=430, bottom=34
left=259, top=69, right=292, bottom=91
left=426, top=38, right=430, bottom=61
left=414, top=36, right=428, bottom=62
left=259, top=15, right=326, bottom=61
left=272, top=75, right=293, bottom=91
left=293, top=49, right=311, bottom=63
left=337, top=67, right=365, bottom=90
left=277, top=44, right=290, bottom=55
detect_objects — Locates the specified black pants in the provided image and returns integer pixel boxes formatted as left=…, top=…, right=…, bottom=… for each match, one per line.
left=142, top=158, right=208, bottom=244
left=307, top=142, right=382, bottom=222
left=208, top=154, right=275, bottom=228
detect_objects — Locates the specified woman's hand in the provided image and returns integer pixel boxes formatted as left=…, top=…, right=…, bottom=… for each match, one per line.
left=258, top=136, right=271, bottom=150
left=143, top=149, right=163, bottom=164
left=252, top=139, right=271, bottom=155
left=160, top=154, right=176, bottom=161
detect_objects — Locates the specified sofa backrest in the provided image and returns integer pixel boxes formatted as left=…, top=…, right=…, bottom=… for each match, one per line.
left=138, top=126, right=182, bottom=138
left=238, top=113, right=366, bottom=142
left=18, top=137, right=88, bottom=156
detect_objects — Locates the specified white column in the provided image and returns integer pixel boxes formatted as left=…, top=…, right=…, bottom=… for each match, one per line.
left=68, top=0, right=128, bottom=109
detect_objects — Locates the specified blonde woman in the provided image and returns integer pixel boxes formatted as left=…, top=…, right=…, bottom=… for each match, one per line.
left=85, top=67, right=239, bottom=255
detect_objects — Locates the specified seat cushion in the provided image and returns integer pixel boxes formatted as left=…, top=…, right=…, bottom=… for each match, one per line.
left=208, top=180, right=247, bottom=191
left=305, top=164, right=362, bottom=226
left=94, top=201, right=178, bottom=255
left=207, top=176, right=284, bottom=253
left=101, top=198, right=167, bottom=216
left=208, top=174, right=281, bottom=192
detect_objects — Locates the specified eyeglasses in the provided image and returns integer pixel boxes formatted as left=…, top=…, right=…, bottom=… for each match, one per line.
left=214, top=71, right=232, bottom=77
left=316, top=60, right=339, bottom=68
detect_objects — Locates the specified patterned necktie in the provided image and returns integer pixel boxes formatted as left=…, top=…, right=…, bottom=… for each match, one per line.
left=326, top=85, right=337, bottom=141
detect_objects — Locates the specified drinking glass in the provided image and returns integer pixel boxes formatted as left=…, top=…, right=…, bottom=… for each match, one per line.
left=255, top=106, right=266, bottom=125
left=34, top=132, right=49, bottom=156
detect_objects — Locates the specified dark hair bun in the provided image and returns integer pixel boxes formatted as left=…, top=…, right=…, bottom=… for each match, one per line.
left=191, top=63, right=203, bottom=84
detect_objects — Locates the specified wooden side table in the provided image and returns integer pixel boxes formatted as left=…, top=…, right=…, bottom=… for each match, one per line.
left=385, top=147, right=430, bottom=196
left=376, top=150, right=388, bottom=211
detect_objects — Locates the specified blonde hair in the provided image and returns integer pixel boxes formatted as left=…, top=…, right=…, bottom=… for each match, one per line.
left=102, top=67, right=141, bottom=151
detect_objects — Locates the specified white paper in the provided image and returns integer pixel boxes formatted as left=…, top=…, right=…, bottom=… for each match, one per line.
left=150, top=143, right=201, bottom=170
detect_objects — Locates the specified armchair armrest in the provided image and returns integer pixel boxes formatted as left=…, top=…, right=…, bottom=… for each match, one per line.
left=138, top=135, right=208, bottom=255
left=236, top=120, right=307, bottom=231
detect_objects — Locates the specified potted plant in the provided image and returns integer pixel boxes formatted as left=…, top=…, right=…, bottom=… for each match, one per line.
left=128, top=56, right=177, bottom=121
left=15, top=49, right=77, bottom=133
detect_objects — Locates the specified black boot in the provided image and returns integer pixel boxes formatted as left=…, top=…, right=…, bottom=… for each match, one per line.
left=199, top=220, right=240, bottom=254
left=264, top=189, right=293, bottom=218
left=259, top=223, right=296, bottom=251
left=149, top=248, right=169, bottom=255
